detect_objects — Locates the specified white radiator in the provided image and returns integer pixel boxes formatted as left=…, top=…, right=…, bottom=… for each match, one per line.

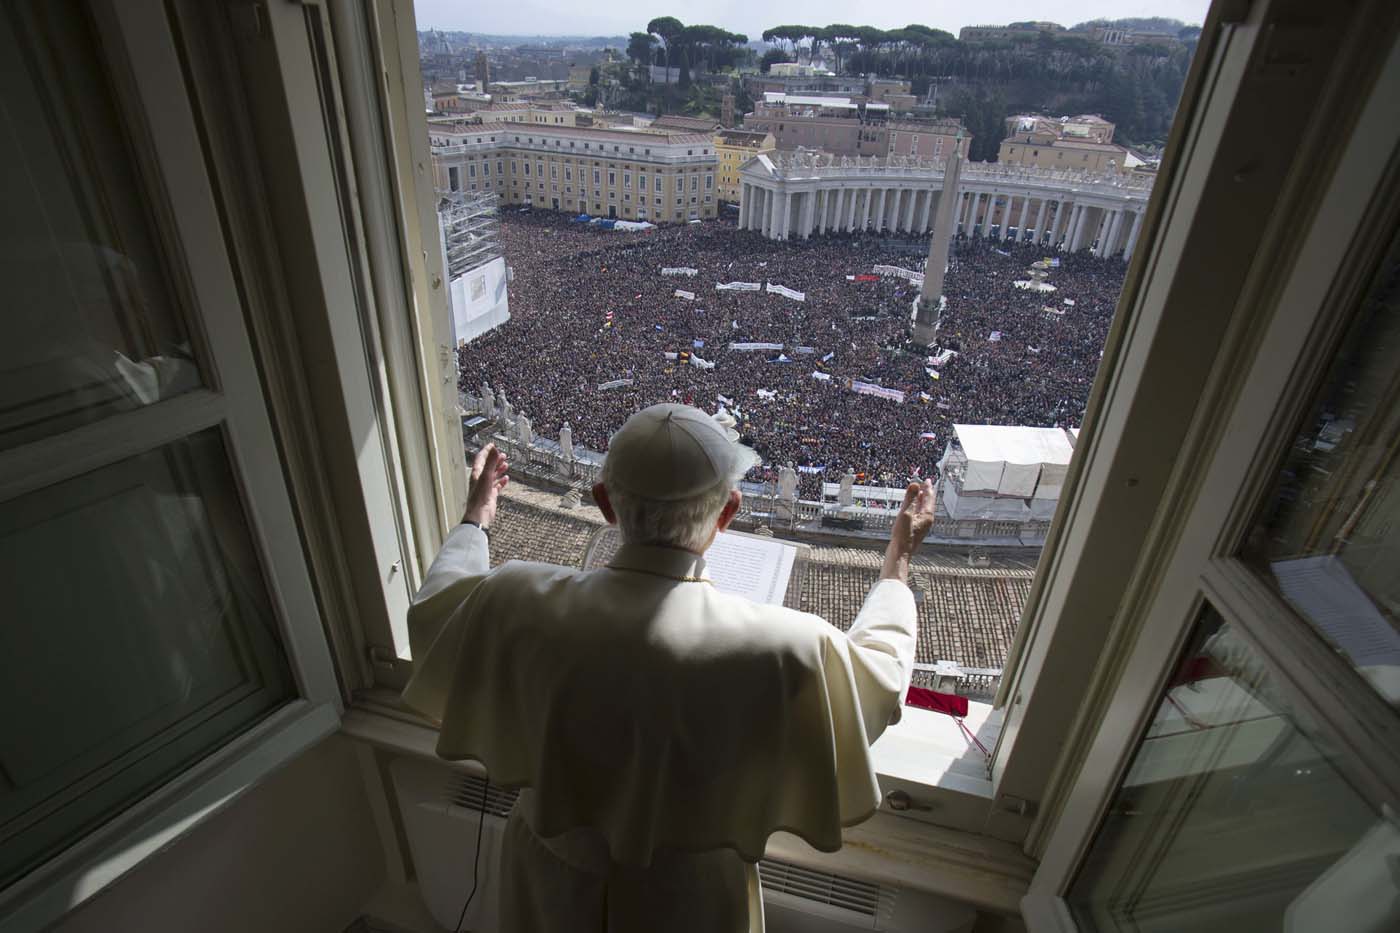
left=391, top=757, right=976, bottom=932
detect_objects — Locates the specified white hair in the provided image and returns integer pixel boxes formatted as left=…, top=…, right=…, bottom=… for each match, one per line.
left=601, top=451, right=754, bottom=552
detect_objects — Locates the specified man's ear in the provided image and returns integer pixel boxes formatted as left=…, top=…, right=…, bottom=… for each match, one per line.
left=716, top=489, right=742, bottom=532
left=593, top=482, right=617, bottom=525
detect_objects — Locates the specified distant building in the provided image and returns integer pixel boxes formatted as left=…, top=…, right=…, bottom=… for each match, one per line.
left=650, top=114, right=724, bottom=134
left=959, top=22, right=1065, bottom=43
left=1005, top=113, right=1116, bottom=144
left=744, top=107, right=969, bottom=161
left=474, top=50, right=490, bottom=89
left=713, top=129, right=775, bottom=203
left=742, top=72, right=868, bottom=98
left=472, top=100, right=579, bottom=127
left=567, top=64, right=592, bottom=90
left=999, top=114, right=1138, bottom=174
left=768, top=62, right=831, bottom=78
left=431, top=123, right=718, bottom=223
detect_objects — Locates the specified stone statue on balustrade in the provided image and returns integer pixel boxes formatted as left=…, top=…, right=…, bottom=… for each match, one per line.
left=777, top=462, right=799, bottom=501
left=480, top=382, right=495, bottom=418
left=559, top=422, right=573, bottom=460
left=838, top=469, right=856, bottom=508
left=774, top=462, right=799, bottom=524
left=557, top=422, right=574, bottom=477
left=499, top=390, right=514, bottom=425
left=516, top=411, right=533, bottom=446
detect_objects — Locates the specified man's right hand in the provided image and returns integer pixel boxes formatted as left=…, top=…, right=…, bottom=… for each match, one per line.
left=463, top=443, right=509, bottom=529
left=882, top=479, right=936, bottom=583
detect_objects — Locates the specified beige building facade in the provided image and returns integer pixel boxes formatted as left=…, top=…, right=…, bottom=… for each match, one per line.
left=999, top=137, right=1136, bottom=174
left=714, top=129, right=775, bottom=203
left=431, top=125, right=718, bottom=222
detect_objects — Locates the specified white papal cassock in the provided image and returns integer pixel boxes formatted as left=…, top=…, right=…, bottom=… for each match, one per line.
left=402, top=523, right=917, bottom=932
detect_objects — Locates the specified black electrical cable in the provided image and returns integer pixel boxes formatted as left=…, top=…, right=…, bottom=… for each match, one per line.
left=455, top=775, right=489, bottom=933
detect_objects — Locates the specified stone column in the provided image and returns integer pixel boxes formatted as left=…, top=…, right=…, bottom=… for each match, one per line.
left=833, top=188, right=845, bottom=233
left=1016, top=196, right=1031, bottom=243
left=1124, top=209, right=1146, bottom=262
left=919, top=188, right=934, bottom=233
left=767, top=187, right=781, bottom=239
left=861, top=187, right=872, bottom=231
left=1049, top=200, right=1065, bottom=246
left=800, top=190, right=814, bottom=239
left=1063, top=204, right=1081, bottom=251
left=913, top=149, right=963, bottom=346
left=874, top=188, right=887, bottom=232
left=1107, top=208, right=1126, bottom=257
left=1033, top=199, right=1048, bottom=244
left=960, top=190, right=974, bottom=233
left=737, top=184, right=748, bottom=228
left=903, top=188, right=917, bottom=231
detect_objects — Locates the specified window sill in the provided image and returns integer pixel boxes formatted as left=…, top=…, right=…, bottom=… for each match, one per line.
left=342, top=695, right=1032, bottom=914
left=1, top=700, right=339, bottom=933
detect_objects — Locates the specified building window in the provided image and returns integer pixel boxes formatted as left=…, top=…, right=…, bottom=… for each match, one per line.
left=593, top=169, right=600, bottom=185
left=691, top=176, right=698, bottom=191
left=705, top=174, right=712, bottom=190
left=623, top=172, right=631, bottom=189
left=639, top=174, right=647, bottom=191
left=608, top=171, right=616, bottom=185
left=448, top=166, right=459, bottom=191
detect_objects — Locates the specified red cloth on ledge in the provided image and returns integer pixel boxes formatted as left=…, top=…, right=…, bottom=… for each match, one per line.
left=904, top=686, right=968, bottom=717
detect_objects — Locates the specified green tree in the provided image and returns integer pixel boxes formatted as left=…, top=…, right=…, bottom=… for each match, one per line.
left=759, top=48, right=794, bottom=73
left=646, top=16, right=684, bottom=78
left=626, top=32, right=657, bottom=67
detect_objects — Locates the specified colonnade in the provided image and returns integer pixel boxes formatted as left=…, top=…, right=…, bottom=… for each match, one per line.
left=738, top=179, right=1149, bottom=261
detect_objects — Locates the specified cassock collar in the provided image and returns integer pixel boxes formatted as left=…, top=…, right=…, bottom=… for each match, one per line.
left=606, top=541, right=710, bottom=583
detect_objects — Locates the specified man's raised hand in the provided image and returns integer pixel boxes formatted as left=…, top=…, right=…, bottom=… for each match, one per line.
left=881, top=479, right=936, bottom=582
left=463, top=443, right=509, bottom=529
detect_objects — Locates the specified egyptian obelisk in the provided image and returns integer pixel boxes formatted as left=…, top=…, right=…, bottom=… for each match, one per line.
left=912, top=141, right=964, bottom=346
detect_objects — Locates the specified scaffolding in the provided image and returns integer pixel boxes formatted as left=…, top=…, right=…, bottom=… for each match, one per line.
left=438, top=190, right=502, bottom=280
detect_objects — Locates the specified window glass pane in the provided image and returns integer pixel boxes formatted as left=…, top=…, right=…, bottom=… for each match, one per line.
left=1243, top=225, right=1400, bottom=708
left=0, top=1, right=204, bottom=452
left=0, top=429, right=294, bottom=886
left=1068, top=604, right=1386, bottom=933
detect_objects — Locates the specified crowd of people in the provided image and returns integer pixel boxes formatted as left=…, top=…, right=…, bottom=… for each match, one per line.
left=458, top=210, right=1126, bottom=497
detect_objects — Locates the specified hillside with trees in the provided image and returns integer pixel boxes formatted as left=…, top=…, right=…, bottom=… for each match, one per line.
left=607, top=18, right=1195, bottom=152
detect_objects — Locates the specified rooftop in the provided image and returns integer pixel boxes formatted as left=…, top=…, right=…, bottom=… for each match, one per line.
left=489, top=480, right=1034, bottom=671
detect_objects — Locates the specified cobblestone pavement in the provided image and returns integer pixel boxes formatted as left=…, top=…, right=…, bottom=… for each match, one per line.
left=486, top=481, right=1032, bottom=669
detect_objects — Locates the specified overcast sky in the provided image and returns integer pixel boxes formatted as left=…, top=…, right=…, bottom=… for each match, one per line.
left=412, top=1, right=1212, bottom=41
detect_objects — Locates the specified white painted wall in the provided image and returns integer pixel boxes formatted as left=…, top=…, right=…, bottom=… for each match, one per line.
left=51, top=736, right=385, bottom=933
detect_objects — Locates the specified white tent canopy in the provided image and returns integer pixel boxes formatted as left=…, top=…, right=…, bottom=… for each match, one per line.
left=941, top=425, right=1076, bottom=521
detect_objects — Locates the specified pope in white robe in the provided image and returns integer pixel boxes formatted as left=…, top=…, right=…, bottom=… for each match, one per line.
left=403, top=404, right=933, bottom=932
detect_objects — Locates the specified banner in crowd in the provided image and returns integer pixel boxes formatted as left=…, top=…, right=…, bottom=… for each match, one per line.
left=929, top=348, right=957, bottom=367
left=822, top=351, right=835, bottom=363
left=660, top=267, right=698, bottom=276
left=925, top=368, right=941, bottom=380
left=989, top=331, right=1003, bottom=342
left=854, top=273, right=880, bottom=283
left=756, top=389, right=778, bottom=400
left=851, top=380, right=905, bottom=404
left=715, top=281, right=762, bottom=291
left=872, top=265, right=925, bottom=285
left=674, top=289, right=696, bottom=300
left=729, top=342, right=784, bottom=352
left=693, top=338, right=705, bottom=348
left=690, top=355, right=715, bottom=370
left=797, top=465, right=825, bottom=474
left=717, top=393, right=735, bottom=406
left=663, top=352, right=679, bottom=361
left=765, top=283, right=806, bottom=302
left=920, top=432, right=938, bottom=441
left=597, top=378, right=634, bottom=391
left=812, top=371, right=832, bottom=382
left=794, top=346, right=815, bottom=355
